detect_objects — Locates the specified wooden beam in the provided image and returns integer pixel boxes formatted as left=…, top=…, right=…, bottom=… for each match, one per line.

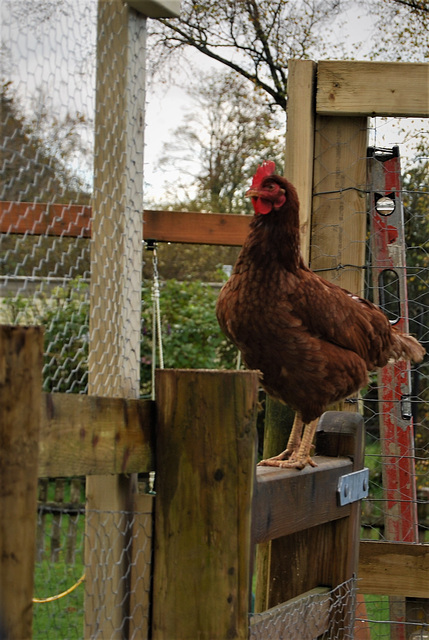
left=250, top=587, right=331, bottom=640
left=144, top=209, right=250, bottom=245
left=38, top=393, right=155, bottom=477
left=311, top=115, right=368, bottom=296
left=0, top=326, right=43, bottom=640
left=252, top=457, right=352, bottom=544
left=0, top=202, right=251, bottom=246
left=285, top=59, right=316, bottom=262
left=358, top=541, right=429, bottom=599
left=0, top=201, right=92, bottom=237
left=317, top=61, right=429, bottom=117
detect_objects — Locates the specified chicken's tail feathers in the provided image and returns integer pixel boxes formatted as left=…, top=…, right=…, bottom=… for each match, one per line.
left=390, top=331, right=426, bottom=363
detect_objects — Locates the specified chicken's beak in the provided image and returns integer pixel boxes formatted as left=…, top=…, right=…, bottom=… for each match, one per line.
left=245, top=187, right=260, bottom=198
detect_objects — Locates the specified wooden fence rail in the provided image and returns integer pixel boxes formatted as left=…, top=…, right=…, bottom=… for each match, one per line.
left=0, top=201, right=250, bottom=246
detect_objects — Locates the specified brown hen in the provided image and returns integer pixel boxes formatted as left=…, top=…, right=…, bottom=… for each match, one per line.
left=216, top=162, right=425, bottom=469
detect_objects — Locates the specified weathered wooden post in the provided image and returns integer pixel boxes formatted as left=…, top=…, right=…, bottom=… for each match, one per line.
left=85, top=1, right=178, bottom=637
left=0, top=325, right=43, bottom=640
left=85, top=1, right=147, bottom=636
left=152, top=369, right=259, bottom=640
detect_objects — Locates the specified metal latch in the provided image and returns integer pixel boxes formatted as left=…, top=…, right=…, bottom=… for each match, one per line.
left=337, top=468, right=369, bottom=506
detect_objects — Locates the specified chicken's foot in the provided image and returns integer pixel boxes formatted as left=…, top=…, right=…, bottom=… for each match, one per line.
left=258, top=415, right=319, bottom=470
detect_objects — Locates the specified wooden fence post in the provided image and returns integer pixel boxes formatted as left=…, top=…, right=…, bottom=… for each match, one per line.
left=0, top=325, right=43, bottom=640
left=85, top=1, right=146, bottom=637
left=152, top=369, right=259, bottom=640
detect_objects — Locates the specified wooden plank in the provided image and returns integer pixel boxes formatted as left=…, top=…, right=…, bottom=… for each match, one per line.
left=0, top=325, right=43, bottom=640
left=144, top=209, right=250, bottom=245
left=152, top=369, right=259, bottom=640
left=0, top=202, right=251, bottom=246
left=311, top=115, right=368, bottom=296
left=85, top=3, right=147, bottom=638
left=128, top=493, right=155, bottom=639
left=0, top=201, right=92, bottom=237
left=250, top=587, right=331, bottom=640
left=38, top=393, right=155, bottom=477
left=317, top=61, right=429, bottom=117
left=358, top=541, right=429, bottom=599
left=252, top=457, right=352, bottom=544
left=285, top=59, right=316, bottom=262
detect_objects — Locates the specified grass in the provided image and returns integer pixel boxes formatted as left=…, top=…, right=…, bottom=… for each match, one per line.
left=33, top=561, right=85, bottom=639
left=362, top=595, right=391, bottom=640
left=33, top=510, right=85, bottom=639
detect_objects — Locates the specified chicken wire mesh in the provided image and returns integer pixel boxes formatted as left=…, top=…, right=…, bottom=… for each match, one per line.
left=310, top=115, right=429, bottom=548
left=33, top=482, right=153, bottom=640
left=250, top=578, right=357, bottom=640
left=1, top=0, right=96, bottom=393
left=1, top=1, right=429, bottom=638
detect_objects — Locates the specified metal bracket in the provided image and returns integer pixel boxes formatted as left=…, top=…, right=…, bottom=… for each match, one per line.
left=337, top=468, right=369, bottom=506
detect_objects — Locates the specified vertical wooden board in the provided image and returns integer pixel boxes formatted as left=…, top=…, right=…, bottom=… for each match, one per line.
left=254, top=398, right=294, bottom=613
left=255, top=58, right=317, bottom=616
left=85, top=2, right=146, bottom=638
left=285, top=59, right=316, bottom=263
left=128, top=493, right=154, bottom=639
left=311, top=115, right=368, bottom=296
left=0, top=326, right=43, bottom=640
left=152, top=370, right=259, bottom=640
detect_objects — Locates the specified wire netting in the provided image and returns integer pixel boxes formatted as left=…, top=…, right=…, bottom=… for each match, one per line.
left=250, top=578, right=357, bottom=640
left=1, top=0, right=428, bottom=638
left=34, top=480, right=153, bottom=640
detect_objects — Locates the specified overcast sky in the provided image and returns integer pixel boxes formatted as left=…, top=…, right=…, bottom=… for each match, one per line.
left=2, top=0, right=427, bottom=204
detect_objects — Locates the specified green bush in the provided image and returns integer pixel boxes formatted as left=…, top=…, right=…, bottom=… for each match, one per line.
left=141, top=279, right=237, bottom=395
left=2, top=277, right=237, bottom=395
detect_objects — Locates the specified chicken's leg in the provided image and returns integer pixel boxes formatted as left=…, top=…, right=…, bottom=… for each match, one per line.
left=258, top=412, right=318, bottom=470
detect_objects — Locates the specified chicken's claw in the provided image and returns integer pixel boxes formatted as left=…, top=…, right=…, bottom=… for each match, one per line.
left=258, top=453, right=317, bottom=470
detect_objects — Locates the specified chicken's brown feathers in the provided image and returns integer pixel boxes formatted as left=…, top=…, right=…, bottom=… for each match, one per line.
left=216, top=168, right=425, bottom=424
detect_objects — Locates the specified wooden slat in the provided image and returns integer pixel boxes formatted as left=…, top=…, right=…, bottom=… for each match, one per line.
left=38, top=393, right=155, bottom=477
left=0, top=326, right=43, bottom=640
left=311, top=114, right=368, bottom=296
left=252, top=457, right=352, bottom=544
left=250, top=587, right=331, bottom=640
left=129, top=492, right=155, bottom=639
left=0, top=201, right=92, bottom=237
left=358, top=541, right=429, bottom=599
left=317, top=61, right=429, bottom=117
left=143, top=209, right=250, bottom=246
left=0, top=201, right=251, bottom=246
left=285, top=59, right=316, bottom=262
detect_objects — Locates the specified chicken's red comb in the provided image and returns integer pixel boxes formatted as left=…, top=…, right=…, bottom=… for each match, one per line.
left=251, top=161, right=276, bottom=188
